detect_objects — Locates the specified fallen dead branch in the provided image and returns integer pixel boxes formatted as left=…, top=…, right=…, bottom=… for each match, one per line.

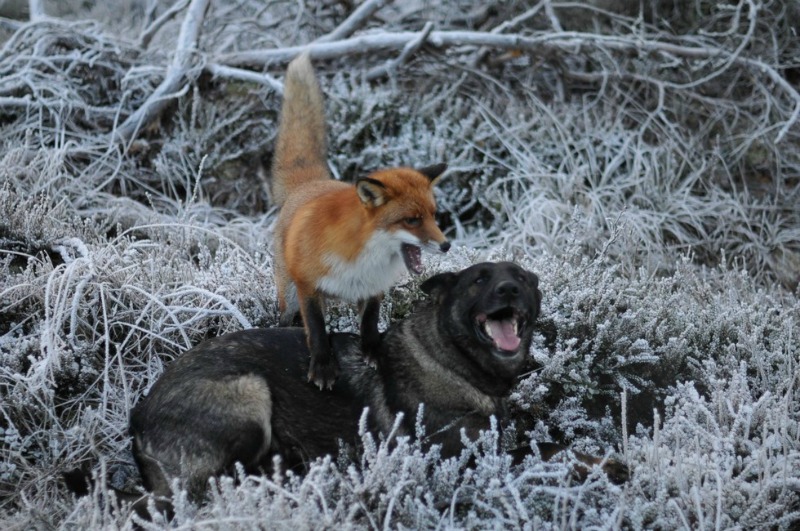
left=113, top=0, right=210, bottom=146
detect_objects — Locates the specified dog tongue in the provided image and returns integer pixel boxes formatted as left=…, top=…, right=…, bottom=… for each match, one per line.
left=487, top=318, right=520, bottom=351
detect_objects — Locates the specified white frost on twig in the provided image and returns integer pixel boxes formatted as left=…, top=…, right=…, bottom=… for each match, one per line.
left=313, top=0, right=392, bottom=44
left=365, top=21, right=434, bottom=81
left=206, top=63, right=283, bottom=94
left=138, top=0, right=190, bottom=50
left=28, top=0, right=45, bottom=21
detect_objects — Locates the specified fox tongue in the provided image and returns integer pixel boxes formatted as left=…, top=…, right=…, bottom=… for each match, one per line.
left=402, top=244, right=423, bottom=275
left=486, top=318, right=520, bottom=351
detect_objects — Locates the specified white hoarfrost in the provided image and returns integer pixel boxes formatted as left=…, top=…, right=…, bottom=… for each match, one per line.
left=1, top=0, right=799, bottom=529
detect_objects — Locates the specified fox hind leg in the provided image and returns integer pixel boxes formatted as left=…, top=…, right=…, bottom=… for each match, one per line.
left=278, top=281, right=301, bottom=326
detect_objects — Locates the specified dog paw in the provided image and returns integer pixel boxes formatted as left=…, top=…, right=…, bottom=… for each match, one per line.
left=308, top=358, right=339, bottom=390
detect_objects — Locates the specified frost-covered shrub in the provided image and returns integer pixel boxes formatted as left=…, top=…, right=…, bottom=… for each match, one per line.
left=624, top=368, right=800, bottom=529
left=503, top=233, right=800, bottom=454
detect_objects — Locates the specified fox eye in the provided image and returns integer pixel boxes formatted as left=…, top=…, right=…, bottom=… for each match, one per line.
left=404, top=217, right=422, bottom=227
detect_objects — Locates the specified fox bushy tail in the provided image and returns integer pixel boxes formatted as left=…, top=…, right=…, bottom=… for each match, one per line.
left=271, top=52, right=330, bottom=207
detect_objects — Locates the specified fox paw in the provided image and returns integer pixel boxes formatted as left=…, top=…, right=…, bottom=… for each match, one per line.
left=360, top=332, right=383, bottom=369
left=308, top=358, right=339, bottom=390
left=362, top=352, right=378, bottom=369
left=361, top=342, right=380, bottom=368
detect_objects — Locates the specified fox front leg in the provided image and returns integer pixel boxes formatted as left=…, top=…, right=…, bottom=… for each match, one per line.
left=300, top=294, right=338, bottom=389
left=359, top=296, right=382, bottom=366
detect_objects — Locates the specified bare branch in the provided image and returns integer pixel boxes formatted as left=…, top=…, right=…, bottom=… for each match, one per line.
left=0, top=96, right=32, bottom=107
left=0, top=17, right=23, bottom=31
left=143, top=0, right=159, bottom=28
left=543, top=0, right=563, bottom=32
left=28, top=0, right=45, bottom=20
left=138, top=0, right=190, bottom=50
left=205, top=63, right=283, bottom=94
left=113, top=0, right=210, bottom=146
left=219, top=30, right=733, bottom=65
left=365, top=21, right=433, bottom=81
left=489, top=2, right=546, bottom=34
left=313, top=0, right=392, bottom=44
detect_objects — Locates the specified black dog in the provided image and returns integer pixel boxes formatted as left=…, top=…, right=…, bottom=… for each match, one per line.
left=70, top=262, right=624, bottom=516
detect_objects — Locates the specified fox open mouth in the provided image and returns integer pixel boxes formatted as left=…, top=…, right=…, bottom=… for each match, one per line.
left=402, top=243, right=424, bottom=275
left=475, top=307, right=525, bottom=353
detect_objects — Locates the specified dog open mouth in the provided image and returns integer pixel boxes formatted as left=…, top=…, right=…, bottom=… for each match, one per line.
left=401, top=243, right=424, bottom=275
left=476, top=308, right=524, bottom=353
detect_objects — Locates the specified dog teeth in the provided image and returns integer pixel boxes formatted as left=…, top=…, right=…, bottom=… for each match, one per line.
left=484, top=322, right=494, bottom=338
left=512, top=319, right=518, bottom=336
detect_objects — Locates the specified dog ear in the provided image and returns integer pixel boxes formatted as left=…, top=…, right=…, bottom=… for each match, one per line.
left=525, top=270, right=539, bottom=290
left=526, top=270, right=542, bottom=318
left=356, top=178, right=387, bottom=207
left=420, top=271, right=458, bottom=302
left=416, top=162, right=447, bottom=185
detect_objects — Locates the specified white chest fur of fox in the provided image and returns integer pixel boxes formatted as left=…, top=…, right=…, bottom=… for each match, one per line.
left=317, top=230, right=410, bottom=301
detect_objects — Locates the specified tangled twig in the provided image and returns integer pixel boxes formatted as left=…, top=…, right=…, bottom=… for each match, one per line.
left=216, top=26, right=799, bottom=143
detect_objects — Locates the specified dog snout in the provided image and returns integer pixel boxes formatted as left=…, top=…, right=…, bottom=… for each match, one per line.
left=494, top=280, right=520, bottom=298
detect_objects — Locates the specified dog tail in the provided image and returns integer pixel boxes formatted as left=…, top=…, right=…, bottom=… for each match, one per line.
left=271, top=51, right=331, bottom=207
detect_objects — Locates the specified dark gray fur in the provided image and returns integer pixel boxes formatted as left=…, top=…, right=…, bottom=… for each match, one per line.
left=128, top=262, right=542, bottom=504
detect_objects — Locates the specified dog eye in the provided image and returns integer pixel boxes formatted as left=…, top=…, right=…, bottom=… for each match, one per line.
left=404, top=217, right=422, bottom=227
left=475, top=273, right=488, bottom=284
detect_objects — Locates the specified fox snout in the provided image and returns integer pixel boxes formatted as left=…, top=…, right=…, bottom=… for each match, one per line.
left=420, top=221, right=449, bottom=253
left=422, top=236, right=450, bottom=254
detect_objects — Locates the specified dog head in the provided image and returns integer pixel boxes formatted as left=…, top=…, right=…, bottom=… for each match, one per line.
left=420, top=261, right=542, bottom=383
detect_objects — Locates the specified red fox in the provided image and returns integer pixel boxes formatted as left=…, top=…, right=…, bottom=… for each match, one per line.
left=271, top=52, right=450, bottom=389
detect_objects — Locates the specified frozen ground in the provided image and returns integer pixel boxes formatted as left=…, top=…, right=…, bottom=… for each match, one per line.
left=1, top=0, right=798, bottom=529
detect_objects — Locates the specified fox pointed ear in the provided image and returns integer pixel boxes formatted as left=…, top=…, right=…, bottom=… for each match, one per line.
left=356, top=178, right=387, bottom=207
left=417, top=162, right=447, bottom=185
left=420, top=271, right=458, bottom=303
